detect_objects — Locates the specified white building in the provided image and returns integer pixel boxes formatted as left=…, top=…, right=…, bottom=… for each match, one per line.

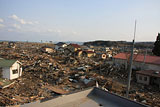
left=113, top=53, right=160, bottom=71
left=0, top=59, right=22, bottom=80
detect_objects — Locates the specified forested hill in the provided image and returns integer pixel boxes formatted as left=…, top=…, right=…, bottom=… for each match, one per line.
left=83, top=40, right=154, bottom=49
left=83, top=40, right=131, bottom=47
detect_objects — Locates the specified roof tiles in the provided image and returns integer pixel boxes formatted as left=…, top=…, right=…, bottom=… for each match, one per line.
left=136, top=70, right=160, bottom=78
left=113, top=53, right=160, bottom=65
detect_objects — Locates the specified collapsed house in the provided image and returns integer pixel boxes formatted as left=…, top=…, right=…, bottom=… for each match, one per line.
left=67, top=44, right=81, bottom=52
left=136, top=70, right=160, bottom=88
left=81, top=50, right=95, bottom=58
left=63, top=44, right=82, bottom=56
left=8, top=42, right=16, bottom=49
left=0, top=59, right=22, bottom=80
left=55, top=42, right=67, bottom=51
left=41, top=46, right=55, bottom=53
left=113, top=53, right=160, bottom=71
left=64, top=44, right=95, bottom=58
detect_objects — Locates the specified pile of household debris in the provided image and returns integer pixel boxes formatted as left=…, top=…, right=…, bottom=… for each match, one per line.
left=0, top=42, right=160, bottom=106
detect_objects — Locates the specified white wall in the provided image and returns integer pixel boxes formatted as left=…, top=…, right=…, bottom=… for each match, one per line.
left=20, top=67, right=22, bottom=76
left=10, top=61, right=22, bottom=80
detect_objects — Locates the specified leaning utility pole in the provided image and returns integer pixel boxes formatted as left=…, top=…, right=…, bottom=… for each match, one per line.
left=126, top=20, right=137, bottom=98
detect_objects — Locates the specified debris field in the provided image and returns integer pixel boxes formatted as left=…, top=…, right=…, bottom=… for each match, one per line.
left=0, top=42, right=160, bottom=107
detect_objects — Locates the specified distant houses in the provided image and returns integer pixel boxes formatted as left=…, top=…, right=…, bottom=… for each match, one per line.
left=0, top=59, right=22, bottom=80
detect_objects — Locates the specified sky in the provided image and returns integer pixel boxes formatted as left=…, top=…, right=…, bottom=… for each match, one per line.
left=0, top=0, right=159, bottom=42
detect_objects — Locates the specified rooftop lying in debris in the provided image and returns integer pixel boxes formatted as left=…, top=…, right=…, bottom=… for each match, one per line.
left=21, top=87, right=147, bottom=107
left=69, top=44, right=81, bottom=48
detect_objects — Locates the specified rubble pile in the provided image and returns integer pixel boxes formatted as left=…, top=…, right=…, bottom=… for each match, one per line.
left=0, top=42, right=160, bottom=106
left=0, top=71, right=55, bottom=106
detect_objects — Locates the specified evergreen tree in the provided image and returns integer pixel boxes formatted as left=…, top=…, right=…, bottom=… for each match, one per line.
left=152, top=33, right=160, bottom=56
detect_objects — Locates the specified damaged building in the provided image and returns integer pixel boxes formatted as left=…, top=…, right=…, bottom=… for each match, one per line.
left=0, top=59, right=22, bottom=80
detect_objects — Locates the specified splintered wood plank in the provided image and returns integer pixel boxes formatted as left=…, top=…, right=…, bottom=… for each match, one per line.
left=44, top=85, right=68, bottom=94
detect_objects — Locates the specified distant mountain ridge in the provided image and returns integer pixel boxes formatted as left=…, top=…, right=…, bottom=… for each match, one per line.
left=83, top=40, right=154, bottom=49
left=54, top=41, right=83, bottom=45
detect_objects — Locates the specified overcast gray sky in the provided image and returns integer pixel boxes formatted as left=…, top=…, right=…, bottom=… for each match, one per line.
left=0, top=0, right=159, bottom=42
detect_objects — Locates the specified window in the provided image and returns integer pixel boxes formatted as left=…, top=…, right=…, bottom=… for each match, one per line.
left=144, top=77, right=147, bottom=81
left=139, top=76, right=142, bottom=80
left=12, top=69, right=18, bottom=74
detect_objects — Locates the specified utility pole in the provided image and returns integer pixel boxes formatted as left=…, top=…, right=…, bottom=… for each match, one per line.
left=143, top=49, right=147, bottom=64
left=126, top=20, right=137, bottom=98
